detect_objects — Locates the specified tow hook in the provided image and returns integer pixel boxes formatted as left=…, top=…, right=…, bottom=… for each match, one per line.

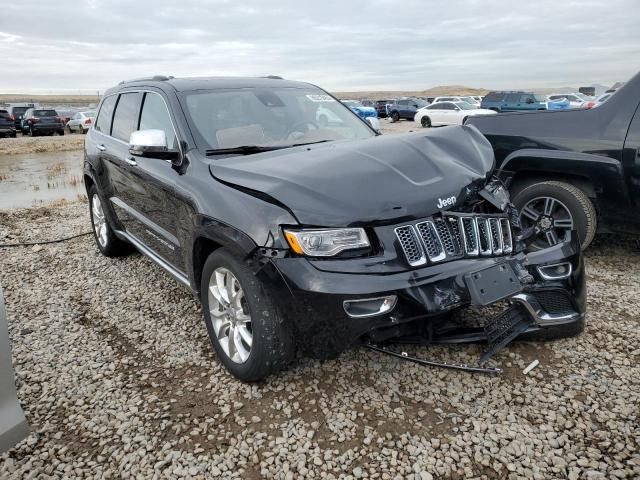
left=363, top=344, right=503, bottom=375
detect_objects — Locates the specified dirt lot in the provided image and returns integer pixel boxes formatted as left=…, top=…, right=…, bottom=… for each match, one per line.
left=0, top=133, right=85, bottom=156
left=0, top=201, right=638, bottom=479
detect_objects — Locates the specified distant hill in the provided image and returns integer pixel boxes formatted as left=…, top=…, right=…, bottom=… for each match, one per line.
left=0, top=93, right=100, bottom=106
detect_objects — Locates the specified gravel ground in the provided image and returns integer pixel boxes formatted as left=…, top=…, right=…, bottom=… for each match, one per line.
left=0, top=202, right=638, bottom=479
left=0, top=133, right=85, bottom=156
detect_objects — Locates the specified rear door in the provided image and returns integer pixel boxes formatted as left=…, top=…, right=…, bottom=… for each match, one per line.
left=99, top=92, right=144, bottom=232
left=503, top=93, right=521, bottom=111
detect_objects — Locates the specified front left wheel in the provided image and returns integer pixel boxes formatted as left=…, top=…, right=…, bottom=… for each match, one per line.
left=201, top=249, right=294, bottom=381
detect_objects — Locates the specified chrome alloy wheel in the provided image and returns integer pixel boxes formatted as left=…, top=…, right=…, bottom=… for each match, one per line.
left=91, top=194, right=108, bottom=248
left=208, top=267, right=253, bottom=364
left=520, top=196, right=574, bottom=247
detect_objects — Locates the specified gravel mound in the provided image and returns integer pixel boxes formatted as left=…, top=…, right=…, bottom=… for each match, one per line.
left=0, top=202, right=638, bottom=479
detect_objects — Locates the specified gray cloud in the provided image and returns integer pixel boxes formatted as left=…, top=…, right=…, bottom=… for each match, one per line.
left=0, top=0, right=638, bottom=93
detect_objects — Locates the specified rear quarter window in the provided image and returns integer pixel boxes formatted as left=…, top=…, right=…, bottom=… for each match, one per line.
left=95, top=95, right=118, bottom=134
left=34, top=110, right=57, bottom=117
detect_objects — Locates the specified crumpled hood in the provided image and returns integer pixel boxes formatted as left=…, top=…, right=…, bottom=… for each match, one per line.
left=209, top=125, right=495, bottom=226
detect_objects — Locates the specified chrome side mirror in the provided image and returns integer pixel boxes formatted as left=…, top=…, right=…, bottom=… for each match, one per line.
left=129, top=129, right=173, bottom=158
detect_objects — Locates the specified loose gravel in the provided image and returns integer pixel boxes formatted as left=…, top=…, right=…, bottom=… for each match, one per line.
left=0, top=201, right=639, bottom=478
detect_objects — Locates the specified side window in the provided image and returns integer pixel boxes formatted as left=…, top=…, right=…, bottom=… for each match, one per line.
left=520, top=95, right=535, bottom=103
left=111, top=92, right=143, bottom=142
left=139, top=92, right=177, bottom=150
left=505, top=94, right=520, bottom=103
left=398, top=100, right=408, bottom=106
left=95, top=95, right=117, bottom=134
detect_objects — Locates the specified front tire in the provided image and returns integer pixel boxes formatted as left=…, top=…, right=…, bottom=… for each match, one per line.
left=390, top=111, right=400, bottom=122
left=512, top=180, right=597, bottom=250
left=201, top=249, right=294, bottom=381
left=88, top=184, right=130, bottom=257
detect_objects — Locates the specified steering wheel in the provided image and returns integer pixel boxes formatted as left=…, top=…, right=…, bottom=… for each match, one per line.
left=287, top=121, right=320, bottom=139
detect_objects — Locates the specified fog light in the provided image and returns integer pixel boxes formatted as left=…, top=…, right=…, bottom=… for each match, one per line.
left=536, top=262, right=572, bottom=280
left=343, top=295, right=397, bottom=318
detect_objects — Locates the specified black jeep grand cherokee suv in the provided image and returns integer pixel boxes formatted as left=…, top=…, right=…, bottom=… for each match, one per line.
left=84, top=76, right=586, bottom=381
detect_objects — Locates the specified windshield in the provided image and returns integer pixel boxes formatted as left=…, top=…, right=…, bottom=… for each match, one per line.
left=33, top=110, right=57, bottom=117
left=181, top=87, right=375, bottom=152
left=455, top=101, right=476, bottom=110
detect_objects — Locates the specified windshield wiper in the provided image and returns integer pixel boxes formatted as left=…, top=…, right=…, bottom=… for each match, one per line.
left=206, top=145, right=290, bottom=156
left=206, top=140, right=334, bottom=156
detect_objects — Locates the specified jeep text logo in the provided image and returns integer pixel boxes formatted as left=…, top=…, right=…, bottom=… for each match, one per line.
left=437, top=196, right=456, bottom=209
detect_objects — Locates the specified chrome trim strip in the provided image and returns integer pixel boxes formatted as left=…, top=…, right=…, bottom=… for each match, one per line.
left=490, top=218, right=503, bottom=255
left=113, top=229, right=190, bottom=288
left=110, top=197, right=180, bottom=247
left=536, top=262, right=573, bottom=281
left=511, top=293, right=580, bottom=326
left=478, top=218, right=492, bottom=256
left=394, top=225, right=427, bottom=266
left=343, top=295, right=398, bottom=318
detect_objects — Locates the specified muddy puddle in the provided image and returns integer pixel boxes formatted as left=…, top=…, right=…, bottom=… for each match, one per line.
left=0, top=151, right=84, bottom=209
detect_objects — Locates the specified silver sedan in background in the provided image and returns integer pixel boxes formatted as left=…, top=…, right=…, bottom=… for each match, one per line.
left=66, top=111, right=96, bottom=134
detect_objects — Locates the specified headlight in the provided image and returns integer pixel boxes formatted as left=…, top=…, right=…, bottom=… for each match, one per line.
left=283, top=228, right=370, bottom=257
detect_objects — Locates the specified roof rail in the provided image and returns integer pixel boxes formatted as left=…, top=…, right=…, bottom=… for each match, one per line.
left=262, top=75, right=283, bottom=80
left=118, top=75, right=174, bottom=85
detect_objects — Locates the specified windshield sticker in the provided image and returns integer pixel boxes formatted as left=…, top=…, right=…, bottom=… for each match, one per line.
left=306, top=94, right=335, bottom=103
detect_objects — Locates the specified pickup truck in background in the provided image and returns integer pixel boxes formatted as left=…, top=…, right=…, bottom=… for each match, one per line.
left=468, top=71, right=640, bottom=250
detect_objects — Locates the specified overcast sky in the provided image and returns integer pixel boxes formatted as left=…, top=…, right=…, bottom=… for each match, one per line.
left=1, top=0, right=638, bottom=93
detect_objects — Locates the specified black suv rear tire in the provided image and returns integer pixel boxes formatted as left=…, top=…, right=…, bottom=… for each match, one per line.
left=88, top=184, right=130, bottom=257
left=201, top=249, right=294, bottom=381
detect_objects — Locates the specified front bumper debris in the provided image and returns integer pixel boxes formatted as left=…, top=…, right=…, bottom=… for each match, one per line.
left=265, top=233, right=585, bottom=362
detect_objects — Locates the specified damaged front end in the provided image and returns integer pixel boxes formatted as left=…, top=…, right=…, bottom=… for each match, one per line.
left=266, top=177, right=586, bottom=367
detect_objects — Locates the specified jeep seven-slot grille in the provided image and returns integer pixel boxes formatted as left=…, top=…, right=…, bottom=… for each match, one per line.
left=395, top=214, right=513, bottom=267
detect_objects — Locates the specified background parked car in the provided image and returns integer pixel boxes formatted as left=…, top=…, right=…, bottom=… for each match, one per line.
left=66, top=111, right=96, bottom=134
left=546, top=97, right=571, bottom=110
left=461, top=96, right=481, bottom=107
left=4, top=103, right=38, bottom=131
left=21, top=108, right=65, bottom=136
left=374, top=99, right=391, bottom=118
left=548, top=93, right=586, bottom=108
left=414, top=101, right=496, bottom=127
left=341, top=100, right=378, bottom=120
left=386, top=97, right=429, bottom=121
left=0, top=110, right=17, bottom=138
left=585, top=92, right=614, bottom=109
left=481, top=91, right=548, bottom=112
left=433, top=96, right=464, bottom=103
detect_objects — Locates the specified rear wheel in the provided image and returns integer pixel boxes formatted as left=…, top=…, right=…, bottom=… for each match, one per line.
left=420, top=116, right=431, bottom=128
left=201, top=249, right=294, bottom=381
left=88, top=184, right=130, bottom=257
left=512, top=180, right=597, bottom=250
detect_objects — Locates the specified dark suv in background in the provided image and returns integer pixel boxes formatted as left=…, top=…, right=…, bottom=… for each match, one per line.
left=21, top=108, right=65, bottom=136
left=387, top=97, right=429, bottom=121
left=0, top=110, right=17, bottom=138
left=481, top=92, right=548, bottom=112
left=84, top=75, right=585, bottom=381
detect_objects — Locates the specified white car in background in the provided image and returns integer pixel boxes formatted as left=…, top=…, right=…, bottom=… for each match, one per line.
left=432, top=96, right=464, bottom=104
left=461, top=96, right=481, bottom=107
left=414, top=101, right=496, bottom=128
left=547, top=94, right=586, bottom=108
left=65, top=110, right=96, bottom=134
